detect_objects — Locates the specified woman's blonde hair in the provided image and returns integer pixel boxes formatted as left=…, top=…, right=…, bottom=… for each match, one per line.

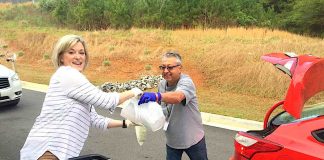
left=52, top=34, right=89, bottom=70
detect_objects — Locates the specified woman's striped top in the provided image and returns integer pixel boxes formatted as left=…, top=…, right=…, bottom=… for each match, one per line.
left=20, top=66, right=120, bottom=160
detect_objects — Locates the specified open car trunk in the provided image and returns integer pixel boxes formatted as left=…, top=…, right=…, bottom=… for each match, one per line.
left=262, top=52, right=324, bottom=119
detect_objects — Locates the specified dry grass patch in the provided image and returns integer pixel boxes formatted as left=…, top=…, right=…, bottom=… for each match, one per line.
left=1, top=26, right=324, bottom=121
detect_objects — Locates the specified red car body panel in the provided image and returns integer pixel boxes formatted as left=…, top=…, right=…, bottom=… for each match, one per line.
left=263, top=116, right=324, bottom=159
left=231, top=52, right=324, bottom=160
left=262, top=53, right=324, bottom=119
left=251, top=151, right=321, bottom=160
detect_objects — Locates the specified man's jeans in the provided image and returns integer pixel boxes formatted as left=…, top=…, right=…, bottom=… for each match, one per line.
left=166, top=136, right=208, bottom=160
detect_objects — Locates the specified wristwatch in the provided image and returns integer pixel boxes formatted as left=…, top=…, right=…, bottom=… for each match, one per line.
left=122, top=119, right=127, bottom=128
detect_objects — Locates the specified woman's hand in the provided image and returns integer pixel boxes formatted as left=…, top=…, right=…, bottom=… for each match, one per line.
left=131, top=87, right=143, bottom=98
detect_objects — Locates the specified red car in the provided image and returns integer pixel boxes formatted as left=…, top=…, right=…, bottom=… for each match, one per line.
left=230, top=52, right=324, bottom=160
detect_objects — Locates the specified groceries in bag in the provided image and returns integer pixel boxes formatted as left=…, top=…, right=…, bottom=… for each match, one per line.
left=135, top=125, right=147, bottom=146
left=120, top=98, right=165, bottom=132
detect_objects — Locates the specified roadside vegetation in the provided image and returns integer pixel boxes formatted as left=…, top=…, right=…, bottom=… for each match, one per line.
left=0, top=2, right=323, bottom=121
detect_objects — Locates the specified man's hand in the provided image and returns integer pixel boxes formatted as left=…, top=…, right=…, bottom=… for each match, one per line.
left=138, top=92, right=161, bottom=105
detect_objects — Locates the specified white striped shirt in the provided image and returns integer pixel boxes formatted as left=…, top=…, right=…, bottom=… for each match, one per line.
left=20, top=66, right=120, bottom=160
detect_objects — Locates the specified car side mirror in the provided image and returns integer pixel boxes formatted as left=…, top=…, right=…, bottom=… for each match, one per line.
left=4, top=53, right=17, bottom=72
left=6, top=53, right=17, bottom=62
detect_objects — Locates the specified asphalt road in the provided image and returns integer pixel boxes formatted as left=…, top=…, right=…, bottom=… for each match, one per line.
left=0, top=89, right=236, bottom=160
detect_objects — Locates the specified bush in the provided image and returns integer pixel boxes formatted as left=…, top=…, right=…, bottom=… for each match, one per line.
left=108, top=45, right=115, bottom=51
left=43, top=53, right=50, bottom=60
left=145, top=64, right=152, bottom=71
left=102, top=58, right=111, bottom=66
left=39, top=0, right=57, bottom=12
left=143, top=49, right=150, bottom=55
left=1, top=45, right=8, bottom=49
left=17, top=51, right=24, bottom=57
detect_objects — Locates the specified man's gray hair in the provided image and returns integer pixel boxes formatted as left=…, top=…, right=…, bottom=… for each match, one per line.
left=162, top=51, right=182, bottom=64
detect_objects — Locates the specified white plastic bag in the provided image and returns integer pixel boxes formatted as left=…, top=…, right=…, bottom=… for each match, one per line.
left=120, top=98, right=165, bottom=132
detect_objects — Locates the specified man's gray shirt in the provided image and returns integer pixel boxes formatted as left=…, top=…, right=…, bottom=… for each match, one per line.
left=158, top=74, right=205, bottom=149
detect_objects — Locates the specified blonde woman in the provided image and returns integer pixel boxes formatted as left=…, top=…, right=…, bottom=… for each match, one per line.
left=20, top=35, right=142, bottom=160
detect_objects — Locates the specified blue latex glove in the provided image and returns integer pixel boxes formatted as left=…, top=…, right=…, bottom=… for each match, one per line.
left=138, top=92, right=161, bottom=105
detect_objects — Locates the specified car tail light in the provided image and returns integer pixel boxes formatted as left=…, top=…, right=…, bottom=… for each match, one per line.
left=234, top=132, right=282, bottom=159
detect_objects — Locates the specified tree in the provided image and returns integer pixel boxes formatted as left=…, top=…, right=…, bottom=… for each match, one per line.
left=282, top=0, right=324, bottom=36
left=106, top=0, right=134, bottom=29
left=262, top=0, right=294, bottom=13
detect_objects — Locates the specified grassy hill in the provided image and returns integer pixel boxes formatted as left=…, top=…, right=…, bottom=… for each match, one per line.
left=1, top=2, right=323, bottom=121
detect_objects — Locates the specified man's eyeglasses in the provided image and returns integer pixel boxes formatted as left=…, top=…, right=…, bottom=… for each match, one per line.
left=159, top=64, right=180, bottom=71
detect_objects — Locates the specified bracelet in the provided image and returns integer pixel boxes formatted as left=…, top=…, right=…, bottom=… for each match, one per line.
left=155, top=93, right=159, bottom=102
left=157, top=92, right=162, bottom=103
left=122, top=119, right=127, bottom=128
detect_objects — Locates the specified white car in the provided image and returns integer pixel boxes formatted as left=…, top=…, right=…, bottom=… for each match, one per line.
left=0, top=54, right=22, bottom=106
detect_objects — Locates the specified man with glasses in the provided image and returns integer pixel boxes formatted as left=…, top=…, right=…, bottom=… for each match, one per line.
left=138, top=51, right=208, bottom=160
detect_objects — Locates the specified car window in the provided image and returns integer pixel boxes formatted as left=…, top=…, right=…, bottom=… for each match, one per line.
left=272, top=102, right=324, bottom=125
